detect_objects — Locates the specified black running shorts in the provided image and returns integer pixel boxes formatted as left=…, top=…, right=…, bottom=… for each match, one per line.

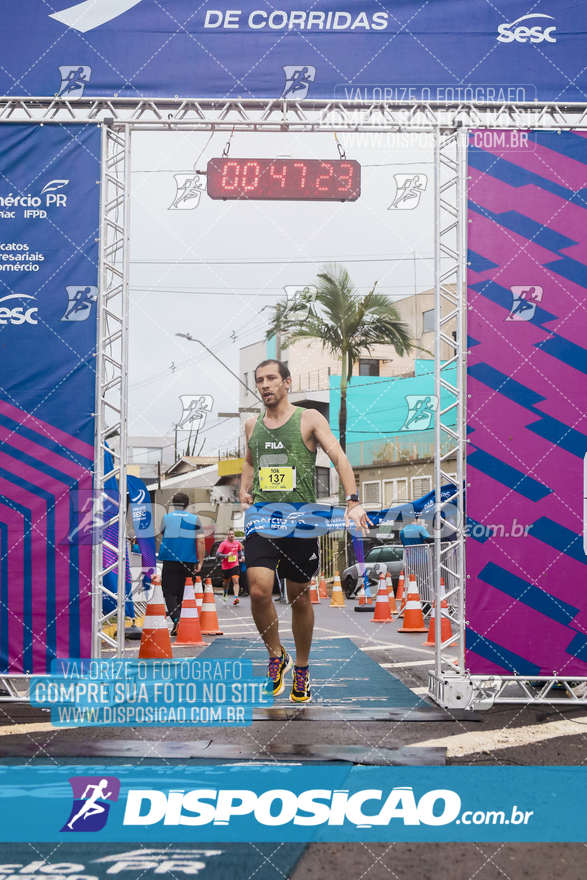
left=245, top=532, right=320, bottom=583
left=222, top=565, right=240, bottom=580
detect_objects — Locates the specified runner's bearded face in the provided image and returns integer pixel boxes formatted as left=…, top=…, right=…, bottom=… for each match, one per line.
left=256, top=367, right=289, bottom=408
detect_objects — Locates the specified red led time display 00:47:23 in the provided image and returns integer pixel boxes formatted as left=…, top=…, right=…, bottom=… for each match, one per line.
left=206, top=158, right=361, bottom=201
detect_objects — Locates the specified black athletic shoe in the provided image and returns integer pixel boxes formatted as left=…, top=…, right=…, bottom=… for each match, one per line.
left=170, top=621, right=179, bottom=637
left=290, top=666, right=311, bottom=703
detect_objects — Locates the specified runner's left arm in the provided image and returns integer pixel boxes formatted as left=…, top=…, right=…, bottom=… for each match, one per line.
left=306, top=409, right=373, bottom=532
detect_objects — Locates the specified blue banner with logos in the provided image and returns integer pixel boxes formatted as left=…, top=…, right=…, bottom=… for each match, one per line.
left=0, top=124, right=100, bottom=673
left=0, top=765, right=586, bottom=841
left=0, top=1, right=585, bottom=102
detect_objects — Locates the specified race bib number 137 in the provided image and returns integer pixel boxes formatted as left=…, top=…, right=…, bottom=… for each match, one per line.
left=259, top=466, right=296, bottom=491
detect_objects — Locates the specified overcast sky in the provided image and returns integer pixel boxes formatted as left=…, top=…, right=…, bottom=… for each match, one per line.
left=127, top=128, right=435, bottom=456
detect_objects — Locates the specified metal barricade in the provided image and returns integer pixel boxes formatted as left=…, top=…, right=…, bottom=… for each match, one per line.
left=404, top=542, right=459, bottom=613
left=404, top=544, right=434, bottom=608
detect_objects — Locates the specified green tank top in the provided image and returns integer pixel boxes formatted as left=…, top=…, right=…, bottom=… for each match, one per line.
left=248, top=406, right=317, bottom=504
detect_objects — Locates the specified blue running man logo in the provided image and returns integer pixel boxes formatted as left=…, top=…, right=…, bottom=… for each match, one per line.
left=60, top=285, right=98, bottom=322
left=61, top=776, right=120, bottom=832
left=57, top=66, right=91, bottom=98
left=505, top=285, right=543, bottom=322
left=281, top=66, right=316, bottom=100
left=400, top=395, right=438, bottom=432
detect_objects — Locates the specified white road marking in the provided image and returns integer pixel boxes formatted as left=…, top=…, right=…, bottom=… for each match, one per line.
left=381, top=660, right=436, bottom=668
left=0, top=722, right=57, bottom=736
left=414, top=716, right=587, bottom=756
left=360, top=643, right=436, bottom=655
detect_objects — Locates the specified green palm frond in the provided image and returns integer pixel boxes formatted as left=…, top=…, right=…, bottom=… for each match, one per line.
left=265, top=263, right=414, bottom=451
left=267, top=264, right=413, bottom=363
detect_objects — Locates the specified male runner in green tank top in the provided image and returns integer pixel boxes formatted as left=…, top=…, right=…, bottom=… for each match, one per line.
left=240, top=359, right=371, bottom=703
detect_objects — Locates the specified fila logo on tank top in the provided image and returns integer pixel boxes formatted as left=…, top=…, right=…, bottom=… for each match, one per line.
left=249, top=407, right=317, bottom=504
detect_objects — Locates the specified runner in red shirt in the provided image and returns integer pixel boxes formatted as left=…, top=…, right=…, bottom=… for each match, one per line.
left=217, top=529, right=244, bottom=605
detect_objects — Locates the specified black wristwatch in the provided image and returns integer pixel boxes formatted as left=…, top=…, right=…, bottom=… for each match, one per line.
left=345, top=494, right=360, bottom=503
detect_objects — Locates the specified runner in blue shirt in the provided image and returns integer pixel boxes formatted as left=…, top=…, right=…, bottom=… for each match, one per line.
left=400, top=514, right=432, bottom=546
left=158, top=492, right=205, bottom=636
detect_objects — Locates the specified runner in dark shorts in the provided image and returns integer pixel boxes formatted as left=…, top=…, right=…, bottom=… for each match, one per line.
left=217, top=528, right=244, bottom=605
left=240, top=359, right=371, bottom=704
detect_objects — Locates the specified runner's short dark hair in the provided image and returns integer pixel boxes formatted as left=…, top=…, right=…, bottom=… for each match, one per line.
left=254, top=359, right=291, bottom=382
left=171, top=492, right=190, bottom=508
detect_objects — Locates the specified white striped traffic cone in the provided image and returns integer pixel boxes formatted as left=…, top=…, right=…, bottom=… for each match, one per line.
left=330, top=571, right=345, bottom=607
left=138, top=575, right=173, bottom=659
left=199, top=577, right=224, bottom=635
left=372, top=572, right=393, bottom=623
left=175, top=578, right=209, bottom=647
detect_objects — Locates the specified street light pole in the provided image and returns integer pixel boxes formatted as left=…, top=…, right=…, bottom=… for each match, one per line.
left=175, top=333, right=263, bottom=402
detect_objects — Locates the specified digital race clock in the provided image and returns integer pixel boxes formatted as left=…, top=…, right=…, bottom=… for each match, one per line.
left=206, top=158, right=361, bottom=201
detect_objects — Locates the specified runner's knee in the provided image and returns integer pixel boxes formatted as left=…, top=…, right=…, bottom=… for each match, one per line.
left=249, top=584, right=273, bottom=606
left=288, top=582, right=312, bottom=606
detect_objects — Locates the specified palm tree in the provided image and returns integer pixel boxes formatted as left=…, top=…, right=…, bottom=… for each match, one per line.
left=265, top=264, right=413, bottom=453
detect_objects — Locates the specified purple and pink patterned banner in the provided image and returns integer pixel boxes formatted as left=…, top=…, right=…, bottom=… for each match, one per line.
left=466, top=129, right=587, bottom=676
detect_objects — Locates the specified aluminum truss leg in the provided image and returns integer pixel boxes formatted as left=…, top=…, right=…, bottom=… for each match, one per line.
left=429, top=125, right=469, bottom=708
left=92, top=123, right=131, bottom=659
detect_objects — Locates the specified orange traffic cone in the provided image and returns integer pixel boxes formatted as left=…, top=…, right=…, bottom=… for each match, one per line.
left=330, top=571, right=345, bottom=607
left=175, top=578, right=209, bottom=647
left=396, top=572, right=407, bottom=618
left=388, top=590, right=398, bottom=615
left=194, top=576, right=203, bottom=613
left=309, top=577, right=321, bottom=604
left=422, top=594, right=453, bottom=647
left=372, top=572, right=393, bottom=622
left=397, top=577, right=428, bottom=633
left=358, top=581, right=367, bottom=605
left=386, top=572, right=398, bottom=614
left=138, top=575, right=173, bottom=659
left=318, top=573, right=328, bottom=599
left=199, top=577, right=224, bottom=635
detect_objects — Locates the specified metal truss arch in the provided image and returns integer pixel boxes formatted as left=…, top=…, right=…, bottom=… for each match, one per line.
left=0, top=96, right=585, bottom=707
left=1, top=97, right=587, bottom=131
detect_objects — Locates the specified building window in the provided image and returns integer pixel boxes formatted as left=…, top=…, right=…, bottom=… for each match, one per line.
left=383, top=478, right=408, bottom=506
left=362, top=480, right=381, bottom=506
left=244, top=372, right=248, bottom=396
left=132, top=446, right=162, bottom=465
left=412, top=476, right=432, bottom=499
left=359, top=358, right=379, bottom=377
left=315, top=466, right=330, bottom=498
left=423, top=309, right=434, bottom=333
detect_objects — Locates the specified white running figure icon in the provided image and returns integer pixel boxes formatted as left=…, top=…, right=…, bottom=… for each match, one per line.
left=67, top=779, right=112, bottom=829
left=50, top=0, right=144, bottom=33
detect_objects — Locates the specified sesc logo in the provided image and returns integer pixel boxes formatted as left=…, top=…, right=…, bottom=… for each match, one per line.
left=497, top=13, right=556, bottom=43
left=0, top=294, right=38, bottom=325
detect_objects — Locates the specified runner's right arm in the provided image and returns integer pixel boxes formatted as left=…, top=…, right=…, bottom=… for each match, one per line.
left=216, top=540, right=227, bottom=559
left=239, top=416, right=256, bottom=510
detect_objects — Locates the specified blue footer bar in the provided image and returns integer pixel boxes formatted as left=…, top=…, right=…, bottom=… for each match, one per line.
left=0, top=766, right=582, bottom=841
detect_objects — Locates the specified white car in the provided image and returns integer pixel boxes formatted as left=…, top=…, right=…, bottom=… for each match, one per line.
left=342, top=544, right=405, bottom=598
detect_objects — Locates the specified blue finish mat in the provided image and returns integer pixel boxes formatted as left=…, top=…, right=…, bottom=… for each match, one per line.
left=199, top=638, right=427, bottom=710
left=0, top=842, right=307, bottom=880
